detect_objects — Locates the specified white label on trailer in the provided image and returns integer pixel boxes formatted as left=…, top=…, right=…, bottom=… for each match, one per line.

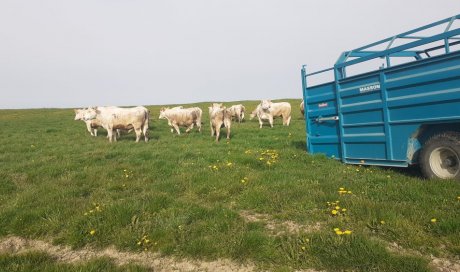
left=318, top=102, right=328, bottom=108
left=359, top=84, right=381, bottom=93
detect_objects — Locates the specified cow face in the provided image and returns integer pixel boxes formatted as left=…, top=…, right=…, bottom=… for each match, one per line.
left=83, top=108, right=98, bottom=121
left=261, top=100, right=271, bottom=110
left=212, top=103, right=223, bottom=109
left=74, top=109, right=85, bottom=120
left=159, top=108, right=167, bottom=119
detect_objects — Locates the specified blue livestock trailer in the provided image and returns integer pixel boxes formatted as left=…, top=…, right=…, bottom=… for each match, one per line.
left=301, top=14, right=460, bottom=179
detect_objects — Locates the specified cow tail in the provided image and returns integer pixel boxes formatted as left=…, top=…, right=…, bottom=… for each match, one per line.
left=143, top=109, right=150, bottom=135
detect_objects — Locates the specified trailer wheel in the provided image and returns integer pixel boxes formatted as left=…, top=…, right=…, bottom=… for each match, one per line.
left=420, top=132, right=460, bottom=180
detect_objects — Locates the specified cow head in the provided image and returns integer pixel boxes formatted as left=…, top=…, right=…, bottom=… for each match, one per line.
left=261, top=100, right=271, bottom=110
left=74, top=109, right=85, bottom=120
left=159, top=107, right=168, bottom=119
left=83, top=107, right=98, bottom=121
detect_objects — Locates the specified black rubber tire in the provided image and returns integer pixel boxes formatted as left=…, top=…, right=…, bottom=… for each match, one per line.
left=420, top=132, right=460, bottom=180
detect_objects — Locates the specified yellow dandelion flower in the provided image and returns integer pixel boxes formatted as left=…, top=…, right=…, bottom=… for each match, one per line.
left=227, top=162, right=233, bottom=166
left=339, top=187, right=345, bottom=191
left=431, top=218, right=437, bottom=223
left=347, top=191, right=352, bottom=194
left=341, top=208, right=347, bottom=212
left=137, top=241, right=142, bottom=245
left=344, top=230, right=352, bottom=235
left=333, top=228, right=340, bottom=232
left=89, top=230, right=96, bottom=235
left=241, top=179, right=246, bottom=183
left=335, top=206, right=340, bottom=210
left=301, top=246, right=306, bottom=250
left=331, top=210, right=338, bottom=215
left=335, top=230, right=343, bottom=235
left=266, top=161, right=271, bottom=165
left=380, top=220, right=385, bottom=225
left=124, top=169, right=127, bottom=172
left=259, top=157, right=264, bottom=161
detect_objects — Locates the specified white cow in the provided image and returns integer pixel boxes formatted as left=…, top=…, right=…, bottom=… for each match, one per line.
left=300, top=100, right=305, bottom=117
left=83, top=106, right=149, bottom=142
left=74, top=107, right=132, bottom=138
left=209, top=103, right=231, bottom=142
left=250, top=100, right=291, bottom=128
left=228, top=104, right=245, bottom=123
left=159, top=107, right=202, bottom=134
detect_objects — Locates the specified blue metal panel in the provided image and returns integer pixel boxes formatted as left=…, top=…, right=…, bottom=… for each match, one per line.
left=302, top=14, right=460, bottom=168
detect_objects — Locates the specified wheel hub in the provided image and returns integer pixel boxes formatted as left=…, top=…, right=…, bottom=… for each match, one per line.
left=429, top=147, right=460, bottom=179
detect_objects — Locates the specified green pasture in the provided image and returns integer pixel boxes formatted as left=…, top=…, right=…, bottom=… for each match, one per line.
left=0, top=99, right=459, bottom=271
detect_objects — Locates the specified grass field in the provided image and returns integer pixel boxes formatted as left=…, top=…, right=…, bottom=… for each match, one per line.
left=0, top=99, right=459, bottom=271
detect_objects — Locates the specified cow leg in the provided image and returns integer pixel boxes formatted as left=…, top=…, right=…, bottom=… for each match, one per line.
left=116, top=129, right=121, bottom=138
left=269, top=116, right=274, bottom=128
left=107, top=128, right=114, bottom=143
left=135, top=127, right=142, bottom=142
left=210, top=122, right=214, bottom=136
left=86, top=122, right=94, bottom=136
left=93, top=128, right=98, bottom=137
left=142, top=125, right=149, bottom=142
left=186, top=123, right=194, bottom=133
left=215, top=126, right=220, bottom=142
left=286, top=115, right=291, bottom=126
left=224, top=120, right=231, bottom=139
left=258, top=117, right=263, bottom=129
left=173, top=124, right=181, bottom=135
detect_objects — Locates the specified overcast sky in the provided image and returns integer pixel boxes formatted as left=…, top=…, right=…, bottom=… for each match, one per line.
left=0, top=1, right=458, bottom=109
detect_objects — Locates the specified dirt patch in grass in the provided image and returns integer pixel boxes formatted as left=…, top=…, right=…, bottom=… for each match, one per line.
left=0, top=236, right=255, bottom=272
left=239, top=210, right=321, bottom=236
left=429, top=257, right=460, bottom=272
left=385, top=241, right=460, bottom=272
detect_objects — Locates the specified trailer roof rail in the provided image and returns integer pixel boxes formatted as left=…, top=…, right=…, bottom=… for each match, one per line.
left=305, top=14, right=460, bottom=80
left=335, top=14, right=460, bottom=68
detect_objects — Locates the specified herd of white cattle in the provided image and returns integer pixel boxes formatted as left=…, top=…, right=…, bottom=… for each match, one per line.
left=74, top=100, right=303, bottom=142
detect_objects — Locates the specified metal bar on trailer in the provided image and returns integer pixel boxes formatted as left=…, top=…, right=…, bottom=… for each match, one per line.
left=350, top=15, right=457, bottom=53
left=386, top=36, right=397, bottom=50
left=400, top=36, right=426, bottom=40
left=301, top=66, right=312, bottom=152
left=337, top=28, right=460, bottom=68
left=305, top=67, right=334, bottom=77
left=445, top=16, right=456, bottom=32
left=348, top=51, right=419, bottom=58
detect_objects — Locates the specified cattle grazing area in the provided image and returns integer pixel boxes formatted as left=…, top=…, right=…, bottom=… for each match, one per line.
left=1, top=99, right=460, bottom=272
